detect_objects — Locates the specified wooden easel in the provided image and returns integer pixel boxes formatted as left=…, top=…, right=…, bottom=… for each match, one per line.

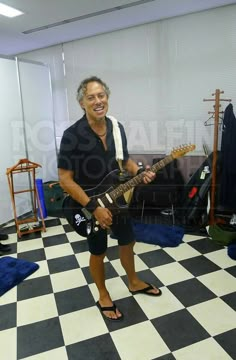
left=6, top=159, right=46, bottom=238
left=203, top=89, right=231, bottom=224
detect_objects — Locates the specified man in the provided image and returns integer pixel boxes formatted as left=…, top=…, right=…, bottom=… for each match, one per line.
left=58, top=76, right=162, bottom=321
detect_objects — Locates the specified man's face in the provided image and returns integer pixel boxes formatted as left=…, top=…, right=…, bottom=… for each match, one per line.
left=80, top=81, right=108, bottom=122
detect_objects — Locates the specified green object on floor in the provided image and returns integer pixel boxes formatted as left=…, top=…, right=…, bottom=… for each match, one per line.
left=43, top=181, right=66, bottom=217
left=209, top=223, right=236, bottom=246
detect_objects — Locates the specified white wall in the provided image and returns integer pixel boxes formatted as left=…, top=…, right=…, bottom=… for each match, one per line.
left=0, top=57, right=57, bottom=224
left=0, top=58, right=26, bottom=224
left=20, top=4, right=236, bottom=155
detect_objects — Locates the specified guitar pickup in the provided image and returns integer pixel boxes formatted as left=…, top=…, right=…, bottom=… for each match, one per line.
left=81, top=207, right=92, bottom=220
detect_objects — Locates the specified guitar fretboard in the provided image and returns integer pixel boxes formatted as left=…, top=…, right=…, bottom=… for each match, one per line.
left=109, top=154, right=173, bottom=201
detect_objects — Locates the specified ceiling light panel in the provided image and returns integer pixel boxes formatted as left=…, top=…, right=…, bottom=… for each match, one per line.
left=0, top=2, right=23, bottom=17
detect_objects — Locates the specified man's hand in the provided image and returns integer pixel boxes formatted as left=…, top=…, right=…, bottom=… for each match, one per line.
left=93, top=207, right=113, bottom=229
left=142, top=165, right=156, bottom=184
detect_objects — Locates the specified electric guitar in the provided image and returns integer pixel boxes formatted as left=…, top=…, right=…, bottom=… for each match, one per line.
left=63, top=144, right=196, bottom=237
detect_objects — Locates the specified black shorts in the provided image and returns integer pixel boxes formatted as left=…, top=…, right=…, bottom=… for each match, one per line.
left=87, top=212, right=135, bottom=255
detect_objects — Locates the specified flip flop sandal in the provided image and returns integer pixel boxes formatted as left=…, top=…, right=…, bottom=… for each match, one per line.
left=96, top=301, right=124, bottom=321
left=129, top=282, right=162, bottom=296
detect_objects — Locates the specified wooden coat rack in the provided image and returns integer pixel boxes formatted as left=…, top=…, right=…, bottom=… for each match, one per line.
left=203, top=89, right=231, bottom=224
left=6, top=158, right=46, bottom=238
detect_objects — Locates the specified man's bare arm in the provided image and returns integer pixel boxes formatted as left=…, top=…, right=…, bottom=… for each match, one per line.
left=58, top=168, right=90, bottom=207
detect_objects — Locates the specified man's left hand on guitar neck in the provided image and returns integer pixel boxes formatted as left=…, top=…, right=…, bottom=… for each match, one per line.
left=124, top=159, right=156, bottom=185
left=138, top=165, right=156, bottom=185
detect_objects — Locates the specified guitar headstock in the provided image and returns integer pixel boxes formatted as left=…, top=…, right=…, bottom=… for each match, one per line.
left=171, top=144, right=196, bottom=159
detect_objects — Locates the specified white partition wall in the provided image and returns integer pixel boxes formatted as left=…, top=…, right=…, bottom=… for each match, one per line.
left=17, top=60, right=58, bottom=181
left=0, top=57, right=26, bottom=224
left=17, top=45, right=70, bottom=142
left=0, top=57, right=57, bottom=225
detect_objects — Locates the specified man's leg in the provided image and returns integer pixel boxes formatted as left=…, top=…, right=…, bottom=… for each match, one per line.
left=119, top=242, right=160, bottom=294
left=89, top=253, right=122, bottom=319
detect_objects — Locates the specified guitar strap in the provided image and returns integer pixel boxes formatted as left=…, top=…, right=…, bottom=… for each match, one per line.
left=108, top=115, right=124, bottom=173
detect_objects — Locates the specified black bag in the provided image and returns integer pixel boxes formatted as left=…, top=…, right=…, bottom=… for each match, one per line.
left=130, top=158, right=185, bottom=213
left=177, top=153, right=221, bottom=227
left=43, top=181, right=66, bottom=218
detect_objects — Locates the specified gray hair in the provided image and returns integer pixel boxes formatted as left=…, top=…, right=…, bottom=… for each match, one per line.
left=76, top=76, right=110, bottom=102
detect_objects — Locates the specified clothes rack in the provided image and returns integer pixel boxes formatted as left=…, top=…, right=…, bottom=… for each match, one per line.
left=203, top=89, right=231, bottom=224
left=6, top=158, right=46, bottom=238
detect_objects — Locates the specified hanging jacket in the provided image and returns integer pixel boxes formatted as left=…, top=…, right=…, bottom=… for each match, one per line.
left=220, top=103, right=236, bottom=210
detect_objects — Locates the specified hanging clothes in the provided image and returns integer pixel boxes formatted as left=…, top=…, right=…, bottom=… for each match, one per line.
left=220, top=103, right=236, bottom=210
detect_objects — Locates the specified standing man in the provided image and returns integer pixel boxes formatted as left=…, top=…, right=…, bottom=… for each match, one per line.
left=58, top=76, right=162, bottom=321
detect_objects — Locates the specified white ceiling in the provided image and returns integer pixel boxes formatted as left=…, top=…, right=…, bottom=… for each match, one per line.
left=1, top=0, right=236, bottom=56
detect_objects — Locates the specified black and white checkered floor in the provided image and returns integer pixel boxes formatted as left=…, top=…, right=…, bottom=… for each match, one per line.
left=1, top=217, right=236, bottom=360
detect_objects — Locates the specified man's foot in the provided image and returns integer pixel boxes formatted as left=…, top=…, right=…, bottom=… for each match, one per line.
left=129, top=281, right=162, bottom=296
left=0, top=233, right=8, bottom=241
left=96, top=299, right=123, bottom=321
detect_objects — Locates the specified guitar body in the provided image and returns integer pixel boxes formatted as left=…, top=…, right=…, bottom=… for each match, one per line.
left=62, top=144, right=196, bottom=237
left=63, top=196, right=88, bottom=237
left=63, top=170, right=126, bottom=237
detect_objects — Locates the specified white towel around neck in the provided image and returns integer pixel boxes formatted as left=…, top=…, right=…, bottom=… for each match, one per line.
left=108, top=115, right=124, bottom=161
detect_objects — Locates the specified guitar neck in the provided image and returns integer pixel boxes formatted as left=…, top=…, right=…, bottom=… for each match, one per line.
left=109, top=154, right=174, bottom=201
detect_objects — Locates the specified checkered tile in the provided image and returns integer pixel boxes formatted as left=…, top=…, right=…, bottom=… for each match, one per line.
left=0, top=217, right=235, bottom=360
